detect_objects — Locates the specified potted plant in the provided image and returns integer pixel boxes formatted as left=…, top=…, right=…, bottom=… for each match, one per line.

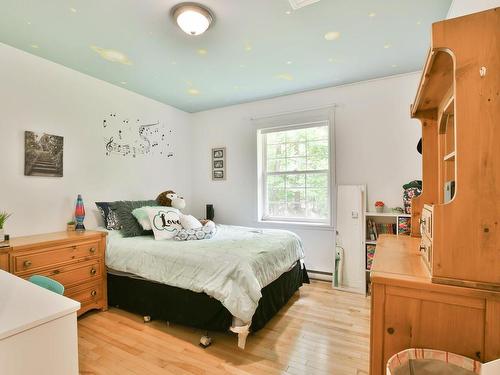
left=375, top=201, right=385, bottom=213
left=67, top=220, right=76, bottom=231
left=0, top=211, right=12, bottom=241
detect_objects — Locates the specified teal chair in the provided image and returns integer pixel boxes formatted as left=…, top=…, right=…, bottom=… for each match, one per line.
left=28, top=275, right=65, bottom=295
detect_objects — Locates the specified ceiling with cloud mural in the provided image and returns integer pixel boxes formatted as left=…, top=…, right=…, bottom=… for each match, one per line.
left=0, top=0, right=451, bottom=112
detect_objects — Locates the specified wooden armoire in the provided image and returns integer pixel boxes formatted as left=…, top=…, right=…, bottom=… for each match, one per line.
left=410, top=7, right=500, bottom=292
left=369, top=8, right=500, bottom=375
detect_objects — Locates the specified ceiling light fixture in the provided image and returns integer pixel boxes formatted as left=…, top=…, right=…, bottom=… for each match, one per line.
left=171, top=2, right=214, bottom=36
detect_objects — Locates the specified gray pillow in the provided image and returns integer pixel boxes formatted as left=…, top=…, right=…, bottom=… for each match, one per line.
left=110, top=200, right=157, bottom=237
left=95, top=202, right=122, bottom=230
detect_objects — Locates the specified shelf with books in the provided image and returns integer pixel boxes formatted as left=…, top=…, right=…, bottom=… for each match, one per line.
left=364, top=212, right=412, bottom=294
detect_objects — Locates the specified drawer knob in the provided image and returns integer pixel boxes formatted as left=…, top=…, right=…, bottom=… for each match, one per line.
left=90, top=268, right=97, bottom=275
left=89, top=247, right=96, bottom=254
left=24, top=260, right=32, bottom=268
left=387, top=327, right=395, bottom=335
left=91, top=290, right=97, bottom=297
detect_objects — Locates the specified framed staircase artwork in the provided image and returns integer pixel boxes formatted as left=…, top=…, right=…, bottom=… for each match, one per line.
left=24, top=131, right=64, bottom=177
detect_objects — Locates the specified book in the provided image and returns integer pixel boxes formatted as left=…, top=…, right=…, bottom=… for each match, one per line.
left=371, top=219, right=378, bottom=239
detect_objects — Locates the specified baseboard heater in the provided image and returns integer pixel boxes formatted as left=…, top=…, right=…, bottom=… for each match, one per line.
left=307, top=269, right=332, bottom=281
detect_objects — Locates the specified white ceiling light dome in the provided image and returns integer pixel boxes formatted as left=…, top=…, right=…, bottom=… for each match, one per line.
left=172, top=2, right=214, bottom=36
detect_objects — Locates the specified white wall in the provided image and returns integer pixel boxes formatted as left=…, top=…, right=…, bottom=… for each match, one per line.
left=447, top=0, right=500, bottom=18
left=0, top=43, right=193, bottom=237
left=0, top=41, right=423, bottom=274
left=190, top=73, right=422, bottom=273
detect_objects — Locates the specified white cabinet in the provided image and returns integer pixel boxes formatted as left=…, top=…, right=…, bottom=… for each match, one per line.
left=0, top=270, right=80, bottom=375
left=334, top=185, right=366, bottom=294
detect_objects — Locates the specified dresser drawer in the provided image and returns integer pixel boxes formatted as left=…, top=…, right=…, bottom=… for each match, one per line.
left=12, top=241, right=100, bottom=274
left=421, top=206, right=433, bottom=240
left=65, top=281, right=103, bottom=305
left=420, top=236, right=432, bottom=272
left=24, top=260, right=102, bottom=288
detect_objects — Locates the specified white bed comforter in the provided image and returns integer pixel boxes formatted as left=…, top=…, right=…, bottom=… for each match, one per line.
left=105, top=225, right=304, bottom=324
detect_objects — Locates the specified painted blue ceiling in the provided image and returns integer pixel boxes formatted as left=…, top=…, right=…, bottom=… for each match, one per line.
left=0, top=0, right=451, bottom=112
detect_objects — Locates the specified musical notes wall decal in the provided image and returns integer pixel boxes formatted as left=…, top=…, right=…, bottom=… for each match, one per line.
left=102, top=113, right=174, bottom=158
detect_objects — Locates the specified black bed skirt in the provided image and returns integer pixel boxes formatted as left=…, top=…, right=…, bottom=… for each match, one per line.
left=107, top=262, right=309, bottom=332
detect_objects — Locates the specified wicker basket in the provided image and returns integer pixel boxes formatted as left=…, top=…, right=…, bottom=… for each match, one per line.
left=386, top=349, right=481, bottom=375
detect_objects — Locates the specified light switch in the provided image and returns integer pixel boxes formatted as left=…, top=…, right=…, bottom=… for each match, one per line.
left=352, top=211, right=359, bottom=219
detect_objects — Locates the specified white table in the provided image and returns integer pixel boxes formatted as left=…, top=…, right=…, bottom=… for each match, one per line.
left=0, top=270, right=80, bottom=375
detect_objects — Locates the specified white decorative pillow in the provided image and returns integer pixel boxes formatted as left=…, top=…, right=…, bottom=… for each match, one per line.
left=180, top=214, right=203, bottom=230
left=146, top=207, right=182, bottom=240
left=131, top=206, right=164, bottom=230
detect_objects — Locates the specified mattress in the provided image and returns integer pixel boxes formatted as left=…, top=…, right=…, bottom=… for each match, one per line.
left=104, top=224, right=304, bottom=325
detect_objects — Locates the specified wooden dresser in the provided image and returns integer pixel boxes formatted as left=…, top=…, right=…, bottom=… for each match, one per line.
left=0, top=230, right=108, bottom=316
left=369, top=235, right=500, bottom=375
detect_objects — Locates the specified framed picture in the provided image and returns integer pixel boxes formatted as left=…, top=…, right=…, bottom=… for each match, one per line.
left=24, top=131, right=64, bottom=177
left=212, top=147, right=226, bottom=181
left=213, top=170, right=224, bottom=179
left=213, top=149, right=224, bottom=159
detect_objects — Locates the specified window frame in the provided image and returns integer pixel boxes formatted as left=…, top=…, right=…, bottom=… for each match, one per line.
left=258, top=120, right=333, bottom=226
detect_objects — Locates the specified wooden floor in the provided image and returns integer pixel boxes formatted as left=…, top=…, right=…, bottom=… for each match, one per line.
left=78, top=280, right=371, bottom=375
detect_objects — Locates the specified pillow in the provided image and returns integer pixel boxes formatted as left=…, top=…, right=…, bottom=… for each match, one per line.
left=179, top=214, right=203, bottom=230
left=174, top=225, right=217, bottom=241
left=110, top=200, right=157, bottom=237
left=95, top=202, right=122, bottom=230
left=131, top=206, right=165, bottom=230
left=146, top=207, right=182, bottom=240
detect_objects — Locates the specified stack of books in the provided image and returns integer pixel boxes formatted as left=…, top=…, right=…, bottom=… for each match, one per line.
left=367, top=219, right=397, bottom=240
left=398, top=217, right=411, bottom=235
left=366, top=244, right=376, bottom=270
left=375, top=223, right=397, bottom=235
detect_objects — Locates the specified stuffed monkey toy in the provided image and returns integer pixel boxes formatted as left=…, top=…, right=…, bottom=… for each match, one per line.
left=156, top=190, right=186, bottom=210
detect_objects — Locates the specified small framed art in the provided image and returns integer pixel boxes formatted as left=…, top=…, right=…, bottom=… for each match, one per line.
left=212, top=147, right=226, bottom=181
left=24, top=131, right=64, bottom=177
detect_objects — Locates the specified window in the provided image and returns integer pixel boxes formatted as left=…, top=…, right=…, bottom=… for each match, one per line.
left=258, top=121, right=331, bottom=225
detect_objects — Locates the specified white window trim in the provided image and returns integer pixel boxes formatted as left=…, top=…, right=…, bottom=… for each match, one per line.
left=257, top=119, right=335, bottom=228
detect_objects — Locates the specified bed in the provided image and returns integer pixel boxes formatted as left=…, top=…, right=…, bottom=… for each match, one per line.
left=105, top=224, right=308, bottom=348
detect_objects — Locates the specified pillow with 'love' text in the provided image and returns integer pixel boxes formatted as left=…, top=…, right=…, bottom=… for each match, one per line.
left=146, top=207, right=182, bottom=240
